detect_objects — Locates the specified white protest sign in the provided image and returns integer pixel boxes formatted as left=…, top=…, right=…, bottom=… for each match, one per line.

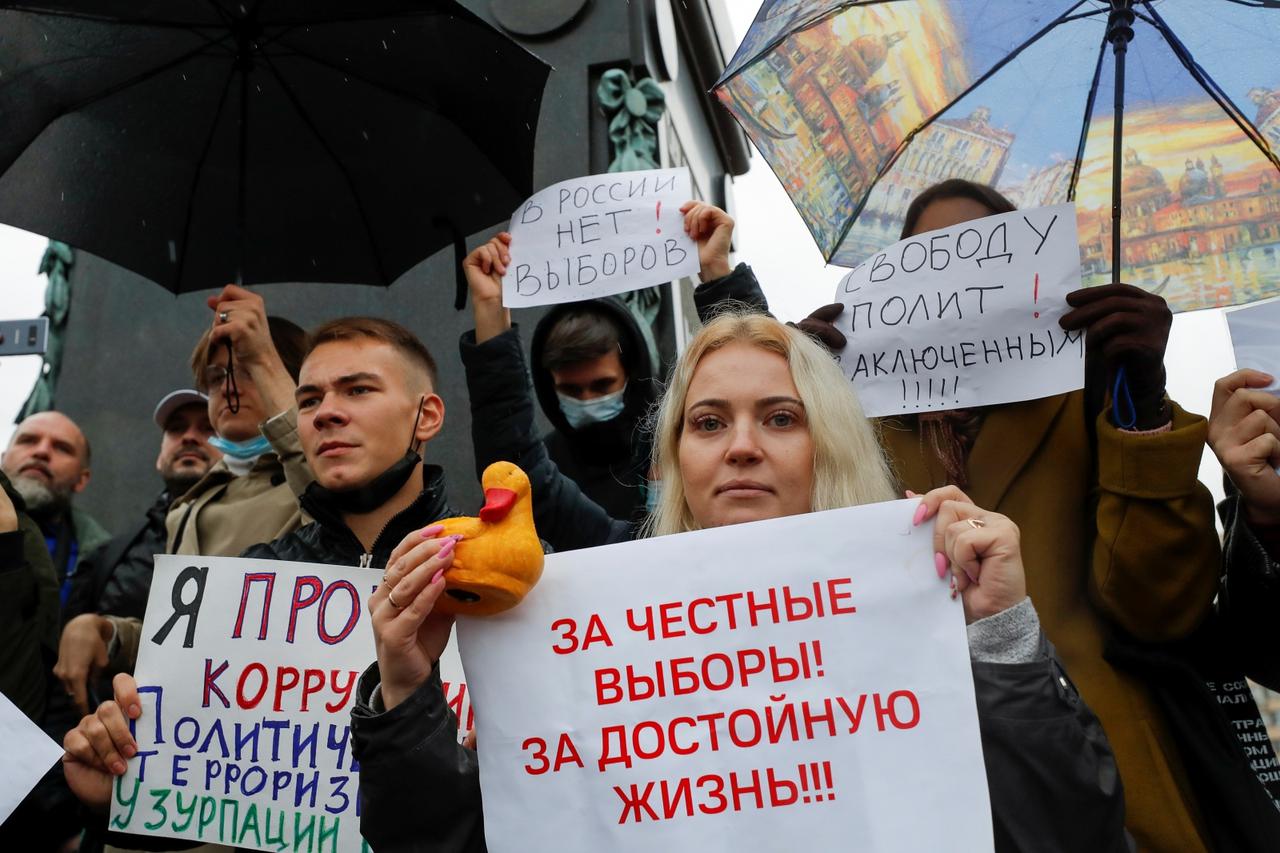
left=502, top=167, right=700, bottom=307
left=110, top=555, right=472, bottom=853
left=458, top=500, right=994, bottom=853
left=834, top=203, right=1084, bottom=417
left=0, top=689, right=63, bottom=824
left=1226, top=297, right=1280, bottom=393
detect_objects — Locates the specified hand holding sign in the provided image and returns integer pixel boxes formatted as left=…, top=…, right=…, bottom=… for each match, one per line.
left=915, top=486, right=1027, bottom=624
left=1209, top=369, right=1280, bottom=525
left=679, top=201, right=734, bottom=282
left=63, top=672, right=143, bottom=813
left=464, top=233, right=513, bottom=345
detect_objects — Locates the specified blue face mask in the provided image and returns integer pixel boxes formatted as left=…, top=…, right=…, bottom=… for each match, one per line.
left=208, top=433, right=272, bottom=461
left=557, top=385, right=627, bottom=430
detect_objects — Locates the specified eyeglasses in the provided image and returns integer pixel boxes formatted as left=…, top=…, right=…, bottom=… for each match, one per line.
left=202, top=364, right=252, bottom=388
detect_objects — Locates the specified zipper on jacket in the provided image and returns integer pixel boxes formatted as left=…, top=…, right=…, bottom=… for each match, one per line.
left=358, top=553, right=372, bottom=569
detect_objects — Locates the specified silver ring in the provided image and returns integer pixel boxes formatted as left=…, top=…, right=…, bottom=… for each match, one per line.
left=387, top=588, right=405, bottom=609
left=218, top=310, right=230, bottom=324
left=965, top=518, right=986, bottom=530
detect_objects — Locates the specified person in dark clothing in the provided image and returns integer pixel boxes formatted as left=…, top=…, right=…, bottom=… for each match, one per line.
left=334, top=238, right=1132, bottom=852
left=60, top=317, right=459, bottom=853
left=2, top=410, right=110, bottom=613
left=529, top=297, right=658, bottom=522
left=56, top=389, right=219, bottom=717
left=0, top=471, right=67, bottom=849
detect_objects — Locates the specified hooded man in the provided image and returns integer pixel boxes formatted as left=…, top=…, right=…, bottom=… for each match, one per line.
left=529, top=298, right=659, bottom=522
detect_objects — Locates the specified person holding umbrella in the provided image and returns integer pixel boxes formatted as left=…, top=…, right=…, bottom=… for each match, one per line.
left=58, top=287, right=311, bottom=737
left=754, top=179, right=1222, bottom=850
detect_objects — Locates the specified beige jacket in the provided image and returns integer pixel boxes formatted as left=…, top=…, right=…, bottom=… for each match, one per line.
left=108, top=409, right=311, bottom=670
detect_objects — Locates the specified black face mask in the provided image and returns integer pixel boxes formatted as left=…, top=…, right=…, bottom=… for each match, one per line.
left=309, top=397, right=424, bottom=515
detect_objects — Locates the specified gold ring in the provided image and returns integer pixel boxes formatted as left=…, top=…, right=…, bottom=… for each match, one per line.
left=965, top=518, right=986, bottom=530
left=387, top=589, right=405, bottom=609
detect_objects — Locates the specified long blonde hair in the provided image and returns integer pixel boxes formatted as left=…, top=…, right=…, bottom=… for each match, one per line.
left=644, top=311, right=896, bottom=537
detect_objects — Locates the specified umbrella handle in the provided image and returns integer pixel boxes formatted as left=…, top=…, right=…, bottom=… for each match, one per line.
left=1112, top=366, right=1136, bottom=430
left=224, top=339, right=241, bottom=415
left=1107, top=1, right=1135, bottom=286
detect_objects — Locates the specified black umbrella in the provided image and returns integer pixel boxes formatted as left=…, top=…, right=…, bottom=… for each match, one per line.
left=0, top=0, right=549, bottom=297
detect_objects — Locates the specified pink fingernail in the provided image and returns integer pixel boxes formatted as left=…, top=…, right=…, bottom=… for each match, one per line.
left=913, top=504, right=928, bottom=527
left=130, top=704, right=141, bottom=718
left=431, top=568, right=445, bottom=584
left=450, top=534, right=465, bottom=541
left=963, top=567, right=979, bottom=585
left=437, top=538, right=456, bottom=559
left=934, top=552, right=948, bottom=579
left=123, top=744, right=136, bottom=758
left=112, top=761, right=126, bottom=775
left=905, top=489, right=918, bottom=498
left=420, top=524, right=445, bottom=539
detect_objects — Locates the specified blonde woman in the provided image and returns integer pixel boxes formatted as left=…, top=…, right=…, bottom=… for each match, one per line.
left=345, top=236, right=1131, bottom=852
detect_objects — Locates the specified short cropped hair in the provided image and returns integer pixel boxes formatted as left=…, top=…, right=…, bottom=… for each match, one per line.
left=189, top=316, right=307, bottom=392
left=540, top=306, right=624, bottom=373
left=307, top=316, right=438, bottom=387
left=900, top=179, right=1017, bottom=239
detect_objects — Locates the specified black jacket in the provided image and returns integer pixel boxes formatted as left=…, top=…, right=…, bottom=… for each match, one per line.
left=1104, top=493, right=1280, bottom=852
left=351, top=631, right=1129, bottom=853
left=529, top=296, right=659, bottom=524
left=64, top=490, right=170, bottom=625
left=241, top=464, right=456, bottom=567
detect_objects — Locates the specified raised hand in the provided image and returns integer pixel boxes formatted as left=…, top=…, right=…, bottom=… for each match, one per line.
left=207, top=283, right=296, bottom=415
left=1209, top=369, right=1280, bottom=528
left=464, top=233, right=513, bottom=344
left=679, top=201, right=734, bottom=282
left=1060, top=282, right=1172, bottom=428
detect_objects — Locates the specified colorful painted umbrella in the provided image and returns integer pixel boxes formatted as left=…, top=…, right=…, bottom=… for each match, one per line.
left=714, top=0, right=1280, bottom=312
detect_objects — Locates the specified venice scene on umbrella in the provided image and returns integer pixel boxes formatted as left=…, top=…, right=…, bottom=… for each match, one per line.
left=1, top=2, right=1279, bottom=852
left=717, top=0, right=1280, bottom=311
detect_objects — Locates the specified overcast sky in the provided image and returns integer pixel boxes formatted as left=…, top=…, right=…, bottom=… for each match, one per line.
left=0, top=1, right=1237, bottom=502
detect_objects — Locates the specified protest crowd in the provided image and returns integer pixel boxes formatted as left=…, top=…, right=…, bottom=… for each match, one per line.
left=0, top=177, right=1271, bottom=853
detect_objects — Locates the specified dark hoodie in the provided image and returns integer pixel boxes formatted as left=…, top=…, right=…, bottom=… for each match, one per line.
left=528, top=296, right=658, bottom=523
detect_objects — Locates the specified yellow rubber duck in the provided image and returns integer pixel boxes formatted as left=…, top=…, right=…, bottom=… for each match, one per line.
left=433, top=461, right=544, bottom=616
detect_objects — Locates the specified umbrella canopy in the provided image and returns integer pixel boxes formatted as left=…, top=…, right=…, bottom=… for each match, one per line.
left=0, top=0, right=550, bottom=293
left=714, top=0, right=1280, bottom=312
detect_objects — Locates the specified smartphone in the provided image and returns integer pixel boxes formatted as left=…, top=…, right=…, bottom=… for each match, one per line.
left=0, top=317, right=49, bottom=357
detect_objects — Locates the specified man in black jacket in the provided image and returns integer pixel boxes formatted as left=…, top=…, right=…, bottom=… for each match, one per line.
left=56, top=389, right=218, bottom=716
left=60, top=317, right=461, bottom=848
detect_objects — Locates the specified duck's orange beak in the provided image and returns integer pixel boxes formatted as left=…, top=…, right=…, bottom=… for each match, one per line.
left=479, top=487, right=518, bottom=522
